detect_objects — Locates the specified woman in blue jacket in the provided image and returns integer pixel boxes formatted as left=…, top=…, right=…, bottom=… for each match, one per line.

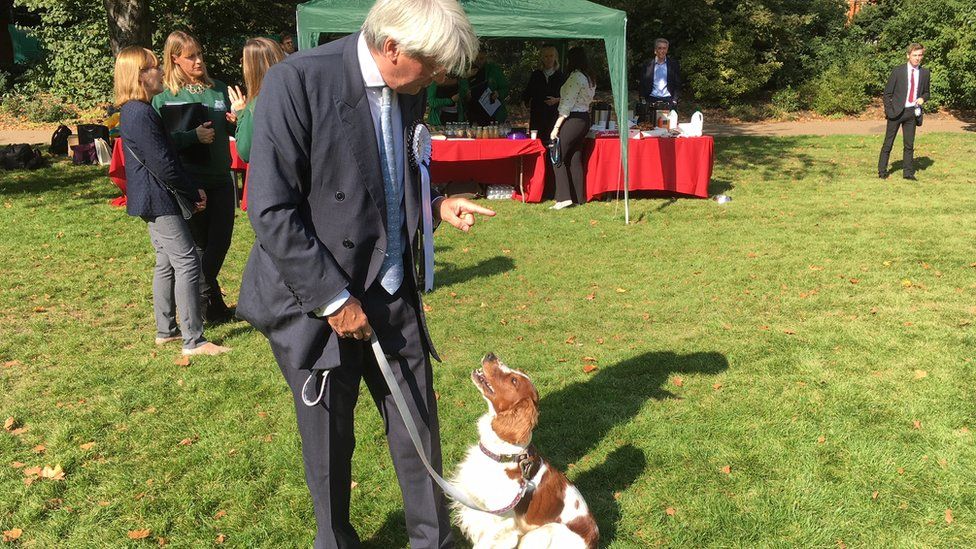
left=114, top=46, right=229, bottom=356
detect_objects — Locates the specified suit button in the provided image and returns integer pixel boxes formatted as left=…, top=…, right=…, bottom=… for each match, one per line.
left=343, top=239, right=354, bottom=249
left=335, top=191, right=345, bottom=201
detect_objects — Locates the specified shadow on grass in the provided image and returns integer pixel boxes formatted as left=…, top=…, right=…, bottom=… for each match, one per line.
left=709, top=178, right=734, bottom=195
left=435, top=255, right=515, bottom=288
left=886, top=156, right=933, bottom=174
left=573, top=444, right=645, bottom=545
left=534, top=350, right=729, bottom=471
left=362, top=510, right=407, bottom=549
left=713, top=136, right=830, bottom=181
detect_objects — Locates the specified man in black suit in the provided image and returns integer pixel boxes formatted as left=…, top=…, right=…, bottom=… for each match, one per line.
left=521, top=44, right=565, bottom=145
left=639, top=38, right=681, bottom=109
left=237, top=0, right=489, bottom=546
left=878, top=42, right=930, bottom=180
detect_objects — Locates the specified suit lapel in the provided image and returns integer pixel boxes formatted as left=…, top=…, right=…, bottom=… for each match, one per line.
left=337, top=33, right=387, bottom=227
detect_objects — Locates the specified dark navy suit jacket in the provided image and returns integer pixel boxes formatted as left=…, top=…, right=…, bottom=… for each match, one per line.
left=639, top=57, right=681, bottom=103
left=238, top=33, right=436, bottom=372
left=119, top=101, right=198, bottom=219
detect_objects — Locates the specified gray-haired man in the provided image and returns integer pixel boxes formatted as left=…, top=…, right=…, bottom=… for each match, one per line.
left=237, top=0, right=491, bottom=546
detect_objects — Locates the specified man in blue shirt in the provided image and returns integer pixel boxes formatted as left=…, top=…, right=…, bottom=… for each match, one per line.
left=639, top=38, right=681, bottom=110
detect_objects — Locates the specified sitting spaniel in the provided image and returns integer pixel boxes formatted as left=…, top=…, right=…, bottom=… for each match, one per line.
left=452, top=353, right=599, bottom=549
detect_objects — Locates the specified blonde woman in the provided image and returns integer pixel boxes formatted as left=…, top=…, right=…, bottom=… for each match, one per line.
left=115, top=46, right=229, bottom=356
left=227, top=37, right=286, bottom=163
left=152, top=30, right=236, bottom=322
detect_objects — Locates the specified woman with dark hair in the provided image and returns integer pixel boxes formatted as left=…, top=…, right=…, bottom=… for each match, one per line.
left=152, top=30, right=236, bottom=322
left=549, top=46, right=596, bottom=210
left=114, top=46, right=229, bottom=356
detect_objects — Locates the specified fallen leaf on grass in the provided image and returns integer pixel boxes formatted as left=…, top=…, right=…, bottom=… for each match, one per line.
left=784, top=329, right=796, bottom=335
left=128, top=529, right=151, bottom=540
left=613, top=491, right=621, bottom=500
left=32, top=444, right=45, bottom=454
left=837, top=540, right=847, bottom=549
left=713, top=383, right=723, bottom=390
left=423, top=304, right=433, bottom=313
left=946, top=508, right=953, bottom=524
left=215, top=534, right=227, bottom=544
left=897, top=467, right=905, bottom=475
left=9, top=427, right=28, bottom=436
left=665, top=507, right=676, bottom=516
left=582, top=356, right=597, bottom=363
left=40, top=465, right=65, bottom=481
left=157, top=537, right=167, bottom=546
left=2, top=528, right=23, bottom=542
left=33, top=306, right=47, bottom=313
left=817, top=436, right=826, bottom=444
left=595, top=338, right=605, bottom=344
left=719, top=465, right=731, bottom=474
left=584, top=292, right=596, bottom=300
left=914, top=370, right=928, bottom=379
left=3, top=360, right=21, bottom=368
left=79, top=442, right=95, bottom=450
left=178, top=438, right=195, bottom=446
left=901, top=279, right=913, bottom=288
left=173, top=355, right=190, bottom=367
left=565, top=335, right=576, bottom=344
left=849, top=278, right=859, bottom=284
left=350, top=481, right=358, bottom=489
left=213, top=510, right=227, bottom=520
left=672, top=377, right=683, bottom=387
left=582, top=365, right=598, bottom=374
left=11, top=461, right=25, bottom=469
left=872, top=491, right=879, bottom=501
left=615, top=288, right=627, bottom=293
left=3, top=417, right=15, bottom=431
left=913, top=420, right=922, bottom=430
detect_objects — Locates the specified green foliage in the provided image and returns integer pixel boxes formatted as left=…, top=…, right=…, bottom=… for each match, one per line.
left=771, top=85, right=802, bottom=114
left=0, top=92, right=78, bottom=122
left=808, top=57, right=872, bottom=116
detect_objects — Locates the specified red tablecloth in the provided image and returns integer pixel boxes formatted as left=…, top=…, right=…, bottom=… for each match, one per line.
left=584, top=136, right=714, bottom=200
left=108, top=138, right=249, bottom=208
left=430, top=138, right=547, bottom=202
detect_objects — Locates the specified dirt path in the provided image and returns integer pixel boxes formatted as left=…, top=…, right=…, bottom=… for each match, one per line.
left=0, top=128, right=54, bottom=146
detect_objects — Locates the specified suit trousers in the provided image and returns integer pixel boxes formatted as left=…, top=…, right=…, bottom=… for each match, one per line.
left=276, top=275, right=453, bottom=549
left=188, top=177, right=236, bottom=308
left=554, top=113, right=590, bottom=204
left=878, top=108, right=918, bottom=177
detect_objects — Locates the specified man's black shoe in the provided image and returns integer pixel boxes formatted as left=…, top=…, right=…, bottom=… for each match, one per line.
left=904, top=174, right=917, bottom=181
left=879, top=172, right=889, bottom=179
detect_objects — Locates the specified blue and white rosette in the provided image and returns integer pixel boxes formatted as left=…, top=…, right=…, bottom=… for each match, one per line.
left=410, top=123, right=435, bottom=292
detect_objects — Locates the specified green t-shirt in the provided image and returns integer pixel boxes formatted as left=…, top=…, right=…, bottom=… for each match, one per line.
left=151, top=80, right=233, bottom=188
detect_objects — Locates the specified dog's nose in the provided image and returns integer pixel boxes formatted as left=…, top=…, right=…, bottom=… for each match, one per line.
left=482, top=352, right=497, bottom=364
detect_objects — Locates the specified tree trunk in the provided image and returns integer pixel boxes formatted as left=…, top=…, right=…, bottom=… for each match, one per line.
left=103, top=0, right=151, bottom=55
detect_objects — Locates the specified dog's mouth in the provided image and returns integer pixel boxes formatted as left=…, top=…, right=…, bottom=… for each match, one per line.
left=471, top=368, right=494, bottom=396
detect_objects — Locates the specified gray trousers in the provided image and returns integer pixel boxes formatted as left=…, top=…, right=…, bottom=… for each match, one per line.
left=277, top=278, right=453, bottom=549
left=146, top=215, right=207, bottom=349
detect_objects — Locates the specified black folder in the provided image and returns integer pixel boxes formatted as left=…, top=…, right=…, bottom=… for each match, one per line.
left=159, top=102, right=211, bottom=165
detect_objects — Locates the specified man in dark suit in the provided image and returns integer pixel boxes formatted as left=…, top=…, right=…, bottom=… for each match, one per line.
left=878, top=42, right=930, bottom=180
left=639, top=38, right=681, bottom=109
left=237, top=0, right=488, bottom=547
left=521, top=44, right=565, bottom=145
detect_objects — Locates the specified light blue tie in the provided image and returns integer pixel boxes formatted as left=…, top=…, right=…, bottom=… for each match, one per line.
left=378, top=86, right=404, bottom=294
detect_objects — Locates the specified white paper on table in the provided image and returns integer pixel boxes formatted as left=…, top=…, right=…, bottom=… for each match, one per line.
left=478, top=87, right=501, bottom=116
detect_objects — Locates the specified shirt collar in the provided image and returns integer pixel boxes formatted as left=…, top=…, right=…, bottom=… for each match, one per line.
left=655, top=57, right=667, bottom=66
left=357, top=33, right=385, bottom=88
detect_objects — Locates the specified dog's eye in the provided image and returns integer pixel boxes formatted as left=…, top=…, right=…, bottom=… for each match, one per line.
left=511, top=377, right=518, bottom=386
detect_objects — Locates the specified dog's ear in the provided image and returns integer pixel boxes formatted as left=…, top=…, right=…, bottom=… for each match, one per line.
left=491, top=398, right=539, bottom=445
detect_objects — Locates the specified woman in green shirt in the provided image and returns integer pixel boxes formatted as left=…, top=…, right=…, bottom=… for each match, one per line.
left=227, top=37, right=286, bottom=164
left=426, top=76, right=469, bottom=126
left=152, top=30, right=236, bottom=322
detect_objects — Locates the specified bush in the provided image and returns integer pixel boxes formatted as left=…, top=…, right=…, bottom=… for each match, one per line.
left=809, top=59, right=872, bottom=116
left=771, top=86, right=803, bottom=114
left=1, top=92, right=77, bottom=123
left=727, top=103, right=771, bottom=122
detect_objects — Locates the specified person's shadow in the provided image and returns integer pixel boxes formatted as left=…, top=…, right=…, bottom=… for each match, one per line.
left=434, top=255, right=515, bottom=289
left=885, top=156, right=934, bottom=174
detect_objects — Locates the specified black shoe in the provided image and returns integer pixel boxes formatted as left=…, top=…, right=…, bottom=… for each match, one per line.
left=205, top=294, right=236, bottom=323
left=904, top=174, right=917, bottom=181
left=878, top=172, right=889, bottom=179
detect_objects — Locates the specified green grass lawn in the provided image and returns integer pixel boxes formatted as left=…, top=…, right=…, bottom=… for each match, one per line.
left=2, top=133, right=976, bottom=547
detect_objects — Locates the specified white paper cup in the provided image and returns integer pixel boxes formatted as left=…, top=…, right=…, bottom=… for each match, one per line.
left=530, top=130, right=538, bottom=139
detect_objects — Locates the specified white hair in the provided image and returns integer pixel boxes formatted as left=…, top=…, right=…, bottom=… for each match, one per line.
left=362, top=0, right=479, bottom=76
left=654, top=38, right=670, bottom=48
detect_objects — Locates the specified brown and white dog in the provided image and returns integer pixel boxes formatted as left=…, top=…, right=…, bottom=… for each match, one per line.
left=452, top=353, right=598, bottom=549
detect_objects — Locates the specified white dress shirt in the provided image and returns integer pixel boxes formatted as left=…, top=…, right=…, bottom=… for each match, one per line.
left=652, top=59, right=670, bottom=98
left=904, top=63, right=920, bottom=108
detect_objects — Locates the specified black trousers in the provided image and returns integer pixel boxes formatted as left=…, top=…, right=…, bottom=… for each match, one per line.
left=188, top=178, right=235, bottom=306
left=878, top=108, right=918, bottom=177
left=277, top=276, right=452, bottom=549
left=554, top=112, right=590, bottom=204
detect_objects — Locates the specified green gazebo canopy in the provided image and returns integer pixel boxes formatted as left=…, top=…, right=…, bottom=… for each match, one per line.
left=297, top=0, right=633, bottom=221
